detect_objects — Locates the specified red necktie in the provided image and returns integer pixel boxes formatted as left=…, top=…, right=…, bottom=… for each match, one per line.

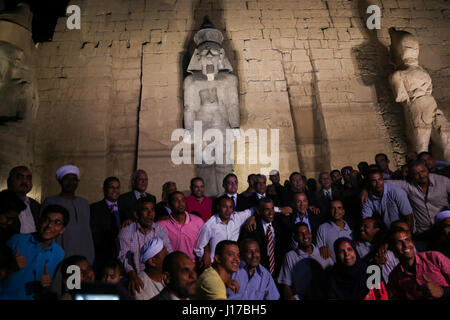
left=267, top=223, right=275, bottom=274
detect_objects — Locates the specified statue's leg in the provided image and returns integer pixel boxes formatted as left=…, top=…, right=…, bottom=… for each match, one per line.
left=404, top=103, right=432, bottom=153
left=431, top=110, right=450, bottom=162
left=214, top=127, right=234, bottom=197
left=215, top=164, right=233, bottom=197
left=410, top=126, right=432, bottom=154
left=196, top=164, right=218, bottom=197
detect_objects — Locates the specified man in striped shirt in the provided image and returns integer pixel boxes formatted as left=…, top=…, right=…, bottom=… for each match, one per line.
left=118, top=197, right=172, bottom=296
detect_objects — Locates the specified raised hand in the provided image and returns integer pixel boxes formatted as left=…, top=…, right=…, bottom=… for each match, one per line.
left=421, top=275, right=444, bottom=299
left=245, top=215, right=257, bottom=232
left=120, top=219, right=133, bottom=229
left=41, top=264, right=52, bottom=288
left=128, top=271, right=145, bottom=296
left=226, top=279, right=240, bottom=294
left=319, top=246, right=331, bottom=260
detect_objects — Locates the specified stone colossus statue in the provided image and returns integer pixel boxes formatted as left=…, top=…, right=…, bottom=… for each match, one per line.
left=388, top=28, right=450, bottom=161
left=183, top=17, right=240, bottom=196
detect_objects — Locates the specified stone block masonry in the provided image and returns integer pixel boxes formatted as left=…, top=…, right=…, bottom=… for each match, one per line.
left=31, top=0, right=450, bottom=201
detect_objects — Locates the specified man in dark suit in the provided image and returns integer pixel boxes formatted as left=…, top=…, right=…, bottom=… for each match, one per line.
left=280, top=192, right=324, bottom=249
left=151, top=251, right=197, bottom=300
left=246, top=174, right=281, bottom=209
left=238, top=198, right=287, bottom=279
left=315, top=172, right=342, bottom=221
left=90, top=176, right=125, bottom=274
left=267, top=170, right=285, bottom=207
left=118, top=169, right=156, bottom=221
left=7, top=166, right=40, bottom=233
left=282, top=172, right=319, bottom=213
left=212, top=173, right=253, bottom=215
left=155, top=181, right=177, bottom=222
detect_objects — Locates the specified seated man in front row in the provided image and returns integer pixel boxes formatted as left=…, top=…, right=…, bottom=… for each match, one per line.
left=118, top=197, right=172, bottom=296
left=152, top=251, right=197, bottom=300
left=196, top=240, right=240, bottom=300
left=278, top=222, right=333, bottom=300
left=0, top=205, right=68, bottom=300
left=227, top=239, right=279, bottom=300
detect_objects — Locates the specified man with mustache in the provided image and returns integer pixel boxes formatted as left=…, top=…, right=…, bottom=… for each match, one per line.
left=41, top=165, right=95, bottom=265
left=7, top=166, right=40, bottom=234
left=151, top=251, right=198, bottom=300
left=118, top=197, right=172, bottom=296
left=227, top=239, right=279, bottom=300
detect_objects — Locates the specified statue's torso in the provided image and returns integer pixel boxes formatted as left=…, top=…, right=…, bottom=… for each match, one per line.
left=398, top=65, right=433, bottom=102
left=185, top=72, right=238, bottom=129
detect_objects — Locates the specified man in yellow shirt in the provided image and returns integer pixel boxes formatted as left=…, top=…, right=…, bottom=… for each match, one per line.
left=196, top=240, right=240, bottom=300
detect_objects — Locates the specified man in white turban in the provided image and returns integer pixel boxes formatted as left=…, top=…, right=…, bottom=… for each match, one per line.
left=41, top=164, right=95, bottom=297
left=134, top=237, right=168, bottom=300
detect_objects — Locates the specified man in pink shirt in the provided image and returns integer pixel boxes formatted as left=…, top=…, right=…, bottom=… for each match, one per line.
left=185, top=177, right=212, bottom=222
left=156, top=191, right=204, bottom=262
left=388, top=229, right=450, bottom=300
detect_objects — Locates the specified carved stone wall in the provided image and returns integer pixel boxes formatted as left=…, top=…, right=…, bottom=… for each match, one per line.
left=10, top=0, right=448, bottom=202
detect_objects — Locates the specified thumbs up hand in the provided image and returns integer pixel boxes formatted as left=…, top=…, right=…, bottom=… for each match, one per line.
left=40, top=264, right=51, bottom=288
left=15, top=248, right=27, bottom=269
left=421, top=275, right=444, bottom=299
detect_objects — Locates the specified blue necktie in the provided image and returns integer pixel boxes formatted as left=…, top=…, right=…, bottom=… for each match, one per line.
left=110, top=204, right=121, bottom=228
left=232, top=195, right=236, bottom=212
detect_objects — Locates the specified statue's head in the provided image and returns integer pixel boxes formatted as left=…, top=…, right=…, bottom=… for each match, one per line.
left=389, top=28, right=419, bottom=67
left=196, top=41, right=226, bottom=76
left=187, top=17, right=233, bottom=76
left=0, top=2, right=35, bottom=120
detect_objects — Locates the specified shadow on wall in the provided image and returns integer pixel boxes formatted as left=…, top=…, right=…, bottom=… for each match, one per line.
left=351, top=0, right=407, bottom=166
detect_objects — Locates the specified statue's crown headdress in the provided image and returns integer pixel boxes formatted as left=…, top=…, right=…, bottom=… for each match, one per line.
left=193, top=16, right=224, bottom=47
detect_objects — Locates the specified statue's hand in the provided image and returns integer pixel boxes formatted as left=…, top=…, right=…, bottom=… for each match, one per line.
left=232, top=128, right=241, bottom=141
left=183, top=129, right=194, bottom=144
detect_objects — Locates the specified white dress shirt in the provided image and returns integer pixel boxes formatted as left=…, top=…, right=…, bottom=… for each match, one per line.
left=194, top=209, right=254, bottom=260
left=19, top=197, right=36, bottom=234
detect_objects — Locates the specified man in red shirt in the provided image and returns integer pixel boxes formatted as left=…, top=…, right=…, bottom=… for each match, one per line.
left=185, top=177, right=212, bottom=222
left=388, top=229, right=450, bottom=300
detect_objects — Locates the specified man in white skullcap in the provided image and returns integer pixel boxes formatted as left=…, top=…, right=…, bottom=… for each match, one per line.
left=134, top=237, right=168, bottom=300
left=41, top=165, right=95, bottom=297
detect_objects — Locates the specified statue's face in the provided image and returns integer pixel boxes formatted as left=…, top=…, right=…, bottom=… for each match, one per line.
left=197, top=42, right=224, bottom=76
left=0, top=41, right=33, bottom=119
left=390, top=35, right=419, bottom=67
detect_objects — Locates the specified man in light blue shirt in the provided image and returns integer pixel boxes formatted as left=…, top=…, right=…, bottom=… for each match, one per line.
left=362, top=169, right=413, bottom=231
left=227, top=239, right=279, bottom=300
left=278, top=222, right=333, bottom=300
left=316, top=200, right=353, bottom=262
left=0, top=205, right=68, bottom=300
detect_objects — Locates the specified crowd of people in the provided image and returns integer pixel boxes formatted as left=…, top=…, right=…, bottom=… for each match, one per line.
left=0, top=151, right=449, bottom=300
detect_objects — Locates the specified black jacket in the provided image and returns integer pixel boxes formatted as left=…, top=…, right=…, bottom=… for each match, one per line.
left=90, top=199, right=124, bottom=270
left=212, top=193, right=253, bottom=215
left=117, top=191, right=156, bottom=220
left=280, top=209, right=324, bottom=245
left=315, top=187, right=343, bottom=221
left=238, top=214, right=287, bottom=279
